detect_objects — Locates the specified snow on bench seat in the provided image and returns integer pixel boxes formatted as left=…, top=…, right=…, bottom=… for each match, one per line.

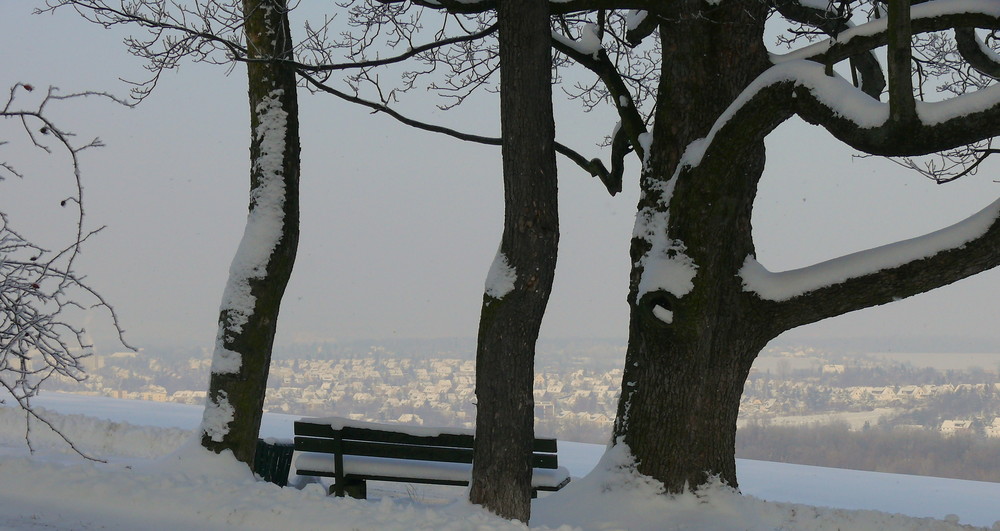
left=302, top=416, right=475, bottom=437
left=294, top=452, right=571, bottom=489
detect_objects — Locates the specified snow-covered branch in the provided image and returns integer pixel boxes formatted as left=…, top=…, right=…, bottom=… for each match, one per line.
left=745, top=195, right=1000, bottom=334
left=955, top=27, right=1000, bottom=79
left=377, top=0, right=658, bottom=16
left=706, top=52, right=1000, bottom=159
left=793, top=66, right=1000, bottom=156
left=774, top=1, right=1000, bottom=67
left=770, top=0, right=886, bottom=98
left=731, top=3, right=1000, bottom=171
left=1, top=84, right=131, bottom=459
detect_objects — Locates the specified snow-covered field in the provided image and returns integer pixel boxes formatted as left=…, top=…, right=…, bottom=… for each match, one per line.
left=738, top=407, right=900, bottom=430
left=1, top=393, right=998, bottom=530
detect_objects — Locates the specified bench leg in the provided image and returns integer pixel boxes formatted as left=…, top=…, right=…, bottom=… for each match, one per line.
left=344, top=478, right=367, bottom=499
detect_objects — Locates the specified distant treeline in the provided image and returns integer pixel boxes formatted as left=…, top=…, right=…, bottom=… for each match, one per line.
left=736, top=422, right=1000, bottom=483
left=750, top=361, right=1000, bottom=388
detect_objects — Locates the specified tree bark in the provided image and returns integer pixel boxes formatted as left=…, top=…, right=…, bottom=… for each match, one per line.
left=610, top=0, right=1000, bottom=495
left=611, top=1, right=775, bottom=493
left=200, top=0, right=299, bottom=466
left=468, top=0, right=557, bottom=521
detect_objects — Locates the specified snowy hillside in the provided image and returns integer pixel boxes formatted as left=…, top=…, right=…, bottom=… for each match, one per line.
left=1, top=394, right=998, bottom=530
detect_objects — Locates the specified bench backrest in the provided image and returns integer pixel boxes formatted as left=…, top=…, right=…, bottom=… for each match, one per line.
left=294, top=420, right=559, bottom=469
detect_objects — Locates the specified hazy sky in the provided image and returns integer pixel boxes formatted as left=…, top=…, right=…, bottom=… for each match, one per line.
left=3, top=4, right=999, bottom=353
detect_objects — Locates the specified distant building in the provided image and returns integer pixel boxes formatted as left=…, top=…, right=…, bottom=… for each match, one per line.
left=171, top=390, right=207, bottom=405
left=137, top=385, right=168, bottom=402
left=896, top=385, right=924, bottom=401
left=870, top=387, right=897, bottom=402
left=397, top=413, right=423, bottom=425
left=940, top=420, right=973, bottom=436
left=986, top=418, right=1000, bottom=439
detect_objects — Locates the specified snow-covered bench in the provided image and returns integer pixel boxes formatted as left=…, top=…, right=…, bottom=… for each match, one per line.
left=293, top=417, right=571, bottom=498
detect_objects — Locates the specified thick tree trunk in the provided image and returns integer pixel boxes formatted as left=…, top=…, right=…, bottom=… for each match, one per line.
left=200, top=0, right=299, bottom=466
left=611, top=2, right=774, bottom=493
left=468, top=0, right=557, bottom=521
left=609, top=1, right=1000, bottom=494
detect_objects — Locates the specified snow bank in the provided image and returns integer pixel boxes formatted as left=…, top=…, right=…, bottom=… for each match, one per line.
left=0, top=402, right=190, bottom=459
left=2, top=398, right=998, bottom=530
left=534, top=443, right=988, bottom=531
left=0, top=439, right=535, bottom=531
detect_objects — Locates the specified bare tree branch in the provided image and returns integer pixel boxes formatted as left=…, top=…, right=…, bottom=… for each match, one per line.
left=876, top=141, right=999, bottom=184
left=40, top=0, right=249, bottom=101
left=1, top=83, right=133, bottom=460
left=292, top=22, right=499, bottom=73
left=551, top=36, right=648, bottom=164
left=298, top=70, right=620, bottom=193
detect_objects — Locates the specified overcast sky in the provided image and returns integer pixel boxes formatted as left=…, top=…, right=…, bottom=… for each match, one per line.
left=3, top=4, right=1000, bottom=354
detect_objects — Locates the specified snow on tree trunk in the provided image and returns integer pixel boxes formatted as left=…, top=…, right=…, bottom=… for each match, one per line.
left=200, top=0, right=300, bottom=466
left=468, top=0, right=557, bottom=521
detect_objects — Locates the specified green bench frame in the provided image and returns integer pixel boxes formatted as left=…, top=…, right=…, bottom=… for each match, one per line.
left=293, top=419, right=570, bottom=498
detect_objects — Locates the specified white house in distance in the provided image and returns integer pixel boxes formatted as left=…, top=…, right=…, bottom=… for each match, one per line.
left=940, top=420, right=974, bottom=436
left=986, top=418, right=1000, bottom=439
left=821, top=364, right=845, bottom=375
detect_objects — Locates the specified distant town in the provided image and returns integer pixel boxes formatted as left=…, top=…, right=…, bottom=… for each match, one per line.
left=46, top=340, right=1000, bottom=445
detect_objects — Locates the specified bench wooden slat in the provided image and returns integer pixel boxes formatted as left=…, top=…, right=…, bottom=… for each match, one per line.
left=533, top=453, right=558, bottom=469
left=296, top=468, right=565, bottom=498
left=345, top=474, right=470, bottom=488
left=294, top=467, right=337, bottom=478
left=295, top=421, right=559, bottom=453
left=343, top=426, right=476, bottom=448
left=296, top=422, right=475, bottom=448
left=294, top=436, right=331, bottom=454
left=298, top=437, right=474, bottom=463
left=297, top=436, right=560, bottom=468
left=343, top=440, right=472, bottom=463
left=532, top=438, right=558, bottom=453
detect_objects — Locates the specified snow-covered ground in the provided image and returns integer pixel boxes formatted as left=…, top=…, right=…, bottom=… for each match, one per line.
left=1, top=393, right=998, bottom=530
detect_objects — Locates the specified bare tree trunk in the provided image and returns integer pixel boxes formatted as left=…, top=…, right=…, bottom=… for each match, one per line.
left=468, top=0, right=557, bottom=521
left=200, top=0, right=299, bottom=466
